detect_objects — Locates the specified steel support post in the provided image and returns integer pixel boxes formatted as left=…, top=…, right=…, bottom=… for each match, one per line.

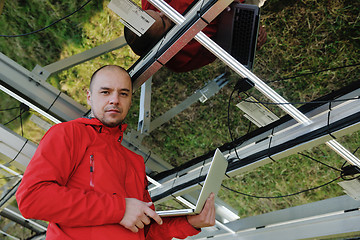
left=40, top=37, right=127, bottom=78
left=149, top=73, right=228, bottom=133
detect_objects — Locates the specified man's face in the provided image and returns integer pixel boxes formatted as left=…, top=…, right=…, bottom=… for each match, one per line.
left=87, top=67, right=132, bottom=127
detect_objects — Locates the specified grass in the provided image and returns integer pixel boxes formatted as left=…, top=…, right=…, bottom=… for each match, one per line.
left=0, top=0, right=359, bottom=238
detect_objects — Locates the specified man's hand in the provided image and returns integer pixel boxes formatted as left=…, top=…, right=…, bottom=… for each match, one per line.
left=257, top=25, right=267, bottom=50
left=186, top=193, right=216, bottom=229
left=120, top=198, right=163, bottom=233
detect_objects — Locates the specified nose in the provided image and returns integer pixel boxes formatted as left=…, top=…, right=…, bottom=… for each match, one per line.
left=109, top=93, right=120, bottom=105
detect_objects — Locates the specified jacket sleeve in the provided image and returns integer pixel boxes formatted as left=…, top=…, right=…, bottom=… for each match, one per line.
left=16, top=123, right=126, bottom=227
left=142, top=185, right=200, bottom=239
left=145, top=217, right=200, bottom=240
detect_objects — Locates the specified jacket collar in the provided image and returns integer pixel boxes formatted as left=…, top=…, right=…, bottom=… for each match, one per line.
left=75, top=117, right=127, bottom=143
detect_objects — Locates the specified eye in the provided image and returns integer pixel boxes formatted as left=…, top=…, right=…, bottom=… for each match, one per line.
left=120, top=92, right=129, bottom=97
left=101, top=90, right=109, bottom=95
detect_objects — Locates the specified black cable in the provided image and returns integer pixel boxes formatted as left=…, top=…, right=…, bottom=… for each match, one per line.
left=3, top=114, right=21, bottom=126
left=221, top=176, right=340, bottom=199
left=19, top=106, right=24, bottom=137
left=268, top=63, right=360, bottom=84
left=227, top=80, right=255, bottom=160
left=298, top=152, right=342, bottom=172
left=3, top=103, right=29, bottom=128
left=46, top=92, right=62, bottom=113
left=0, top=106, right=20, bottom=112
left=341, top=146, right=360, bottom=176
left=0, top=0, right=92, bottom=37
left=222, top=150, right=358, bottom=199
left=353, top=145, right=360, bottom=155
left=227, top=86, right=241, bottom=160
left=144, top=151, right=151, bottom=164
left=243, top=96, right=360, bottom=106
left=7, top=139, right=28, bottom=165
left=0, top=179, right=21, bottom=204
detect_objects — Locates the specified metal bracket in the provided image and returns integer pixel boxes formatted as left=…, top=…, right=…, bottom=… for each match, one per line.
left=138, top=77, right=152, bottom=134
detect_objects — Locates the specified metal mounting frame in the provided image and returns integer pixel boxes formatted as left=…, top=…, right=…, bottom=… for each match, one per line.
left=0, top=0, right=359, bottom=238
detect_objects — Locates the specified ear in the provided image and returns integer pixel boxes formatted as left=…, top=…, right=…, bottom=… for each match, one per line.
left=86, top=90, right=92, bottom=106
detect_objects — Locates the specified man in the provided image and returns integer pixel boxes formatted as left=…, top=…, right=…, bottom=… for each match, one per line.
left=16, top=65, right=216, bottom=239
left=124, top=0, right=267, bottom=72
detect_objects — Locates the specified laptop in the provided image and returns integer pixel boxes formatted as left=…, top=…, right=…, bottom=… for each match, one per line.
left=156, top=148, right=228, bottom=217
left=215, top=3, right=260, bottom=70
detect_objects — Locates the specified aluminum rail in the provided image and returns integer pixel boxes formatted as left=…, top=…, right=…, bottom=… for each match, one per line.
left=0, top=52, right=86, bottom=122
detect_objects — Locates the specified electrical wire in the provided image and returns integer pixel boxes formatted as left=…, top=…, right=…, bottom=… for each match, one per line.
left=0, top=0, right=92, bottom=37
left=3, top=114, right=21, bottom=126
left=298, top=152, right=342, bottom=172
left=242, top=96, right=360, bottom=106
left=267, top=63, right=360, bottom=84
left=227, top=86, right=241, bottom=160
left=339, top=144, right=360, bottom=180
left=222, top=150, right=349, bottom=199
left=221, top=176, right=340, bottom=199
left=6, top=139, right=28, bottom=165
left=19, top=106, right=24, bottom=137
left=144, top=151, right=151, bottom=164
left=3, top=103, right=28, bottom=136
left=0, top=106, right=20, bottom=112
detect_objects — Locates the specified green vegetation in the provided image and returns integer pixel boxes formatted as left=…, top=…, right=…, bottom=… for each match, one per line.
left=0, top=0, right=359, bottom=238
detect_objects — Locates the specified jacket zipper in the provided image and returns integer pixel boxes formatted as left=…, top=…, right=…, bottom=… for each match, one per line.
left=90, top=154, right=95, bottom=189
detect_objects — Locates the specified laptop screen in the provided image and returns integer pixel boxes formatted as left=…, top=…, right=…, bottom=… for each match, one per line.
left=215, top=3, right=260, bottom=70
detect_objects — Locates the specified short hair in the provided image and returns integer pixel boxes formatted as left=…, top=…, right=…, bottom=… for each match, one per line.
left=124, top=26, right=162, bottom=56
left=89, top=65, right=131, bottom=91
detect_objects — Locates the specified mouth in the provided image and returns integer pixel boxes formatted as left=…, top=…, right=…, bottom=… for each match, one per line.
left=106, top=108, right=121, bottom=114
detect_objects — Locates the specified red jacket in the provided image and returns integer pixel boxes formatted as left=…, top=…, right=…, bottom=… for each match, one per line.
left=142, top=0, right=218, bottom=72
left=16, top=118, right=199, bottom=240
